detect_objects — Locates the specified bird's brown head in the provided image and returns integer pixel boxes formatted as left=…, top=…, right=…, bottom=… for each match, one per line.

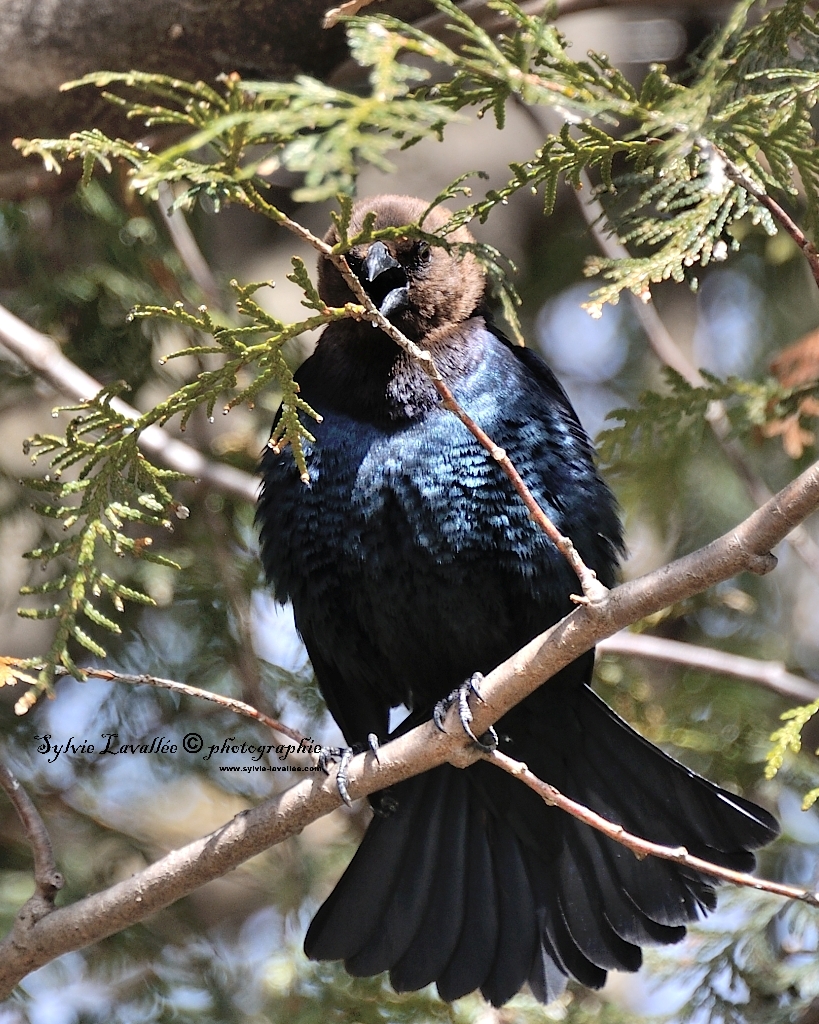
left=318, top=195, right=486, bottom=342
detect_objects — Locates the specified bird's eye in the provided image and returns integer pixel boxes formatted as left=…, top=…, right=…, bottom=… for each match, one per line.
left=416, top=241, right=431, bottom=264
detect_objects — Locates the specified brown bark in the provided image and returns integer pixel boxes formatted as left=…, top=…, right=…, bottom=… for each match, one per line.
left=0, top=0, right=432, bottom=189
left=0, top=0, right=733, bottom=195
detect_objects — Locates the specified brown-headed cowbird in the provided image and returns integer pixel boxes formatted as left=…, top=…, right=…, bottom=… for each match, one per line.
left=257, top=195, right=779, bottom=1007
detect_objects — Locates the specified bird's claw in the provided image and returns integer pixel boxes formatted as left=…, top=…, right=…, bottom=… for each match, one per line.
left=318, top=745, right=356, bottom=807
left=319, top=736, right=382, bottom=806
left=433, top=672, right=498, bottom=752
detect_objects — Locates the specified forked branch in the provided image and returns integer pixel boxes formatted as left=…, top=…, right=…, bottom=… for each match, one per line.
left=0, top=759, right=63, bottom=920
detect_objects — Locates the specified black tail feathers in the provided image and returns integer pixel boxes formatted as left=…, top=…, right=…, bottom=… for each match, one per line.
left=305, top=684, right=779, bottom=1007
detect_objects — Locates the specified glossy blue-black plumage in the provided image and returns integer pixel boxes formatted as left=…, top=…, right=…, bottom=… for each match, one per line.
left=259, top=320, right=619, bottom=728
left=257, top=195, right=779, bottom=1007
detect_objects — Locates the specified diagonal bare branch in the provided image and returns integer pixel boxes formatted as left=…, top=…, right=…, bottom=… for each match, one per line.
left=47, top=664, right=307, bottom=745
left=486, top=748, right=819, bottom=906
left=1, top=451, right=818, bottom=998
left=598, top=631, right=819, bottom=703
left=0, top=302, right=257, bottom=504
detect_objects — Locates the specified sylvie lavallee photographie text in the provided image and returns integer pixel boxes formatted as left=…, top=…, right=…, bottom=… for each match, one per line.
left=33, top=733, right=323, bottom=763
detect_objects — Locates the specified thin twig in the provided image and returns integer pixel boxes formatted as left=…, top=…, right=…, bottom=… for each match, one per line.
left=598, top=631, right=819, bottom=703
left=0, top=302, right=257, bottom=504
left=323, top=0, right=382, bottom=28
left=241, top=183, right=606, bottom=601
left=712, top=141, right=819, bottom=290
left=156, top=182, right=223, bottom=310
left=0, top=758, right=62, bottom=905
left=486, top=748, right=819, bottom=906
left=47, top=664, right=308, bottom=746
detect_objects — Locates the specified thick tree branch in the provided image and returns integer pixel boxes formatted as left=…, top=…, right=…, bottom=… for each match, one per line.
left=486, top=749, right=819, bottom=906
left=1, top=453, right=817, bottom=997
left=0, top=302, right=257, bottom=504
left=598, top=631, right=819, bottom=703
left=459, top=463, right=819, bottom=738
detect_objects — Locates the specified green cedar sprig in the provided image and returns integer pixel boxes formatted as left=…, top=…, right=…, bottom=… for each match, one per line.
left=17, top=0, right=818, bottom=316
left=14, top=279, right=342, bottom=705
left=598, top=368, right=819, bottom=474
left=766, top=698, right=819, bottom=807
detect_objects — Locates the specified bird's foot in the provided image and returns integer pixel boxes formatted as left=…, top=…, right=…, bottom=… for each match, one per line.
left=318, top=734, right=381, bottom=806
left=318, top=746, right=355, bottom=806
left=433, top=672, right=498, bottom=752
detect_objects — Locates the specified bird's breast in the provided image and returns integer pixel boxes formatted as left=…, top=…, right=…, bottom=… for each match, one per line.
left=258, top=378, right=605, bottom=708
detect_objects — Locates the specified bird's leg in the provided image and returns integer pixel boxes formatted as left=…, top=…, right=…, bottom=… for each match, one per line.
left=318, top=734, right=382, bottom=806
left=433, top=672, right=498, bottom=752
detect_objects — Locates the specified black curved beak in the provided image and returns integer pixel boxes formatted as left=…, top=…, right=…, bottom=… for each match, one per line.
left=359, top=241, right=409, bottom=318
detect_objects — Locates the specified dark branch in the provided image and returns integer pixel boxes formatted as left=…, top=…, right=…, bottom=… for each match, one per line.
left=0, top=758, right=63, bottom=914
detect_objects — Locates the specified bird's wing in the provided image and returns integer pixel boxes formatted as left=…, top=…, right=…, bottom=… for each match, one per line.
left=298, top=623, right=391, bottom=749
left=487, top=322, right=597, bottom=454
